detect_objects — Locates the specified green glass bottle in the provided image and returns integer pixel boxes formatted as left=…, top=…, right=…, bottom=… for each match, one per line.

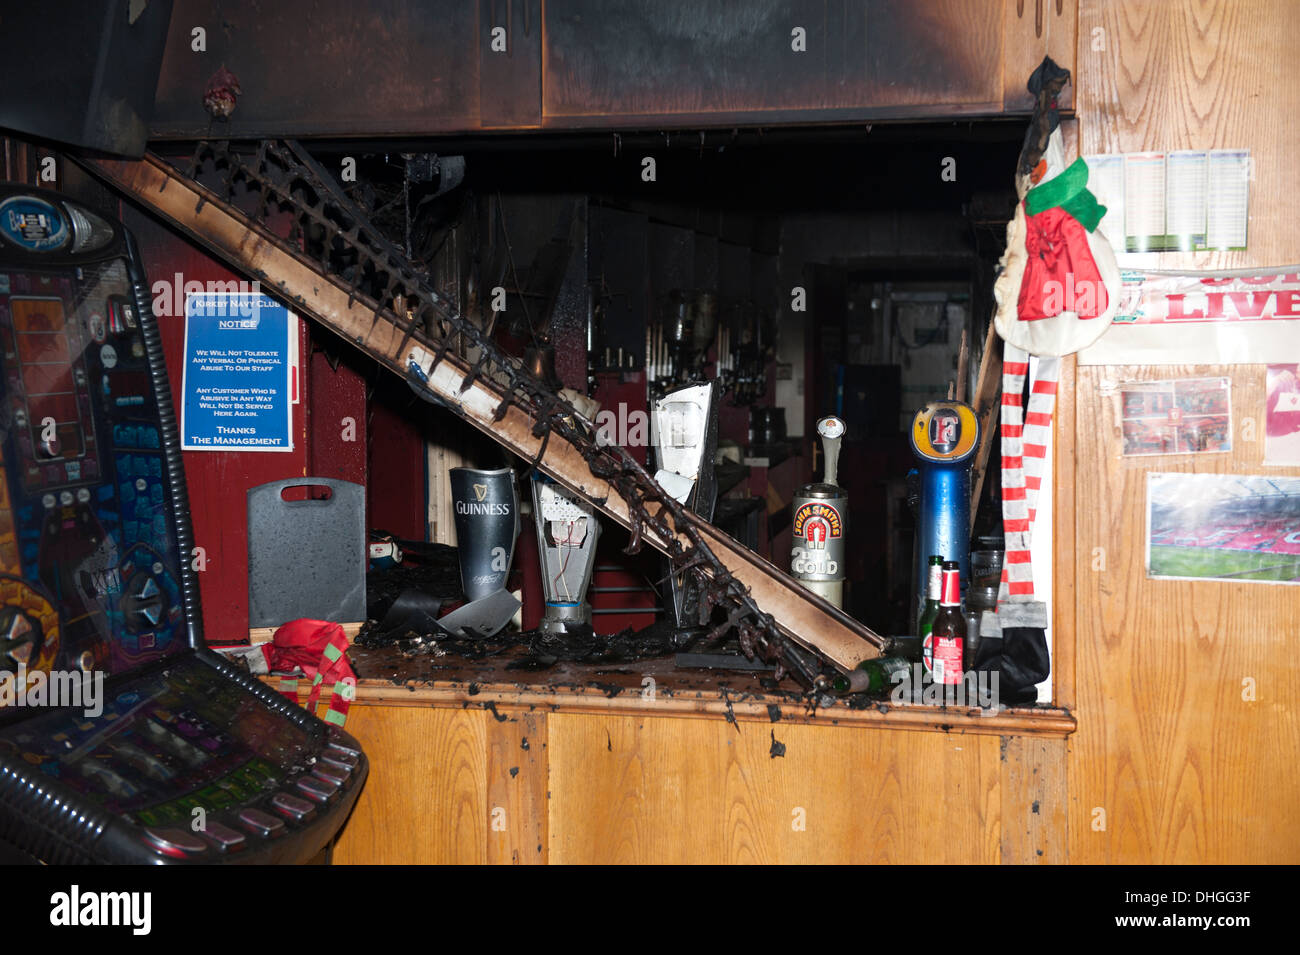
left=829, top=656, right=912, bottom=696
left=916, top=554, right=944, bottom=644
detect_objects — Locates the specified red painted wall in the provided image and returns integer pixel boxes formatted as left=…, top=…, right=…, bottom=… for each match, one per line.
left=124, top=205, right=319, bottom=644
left=365, top=394, right=426, bottom=541
left=308, top=352, right=366, bottom=485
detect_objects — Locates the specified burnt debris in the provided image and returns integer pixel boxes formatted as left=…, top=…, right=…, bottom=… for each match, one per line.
left=179, top=139, right=823, bottom=687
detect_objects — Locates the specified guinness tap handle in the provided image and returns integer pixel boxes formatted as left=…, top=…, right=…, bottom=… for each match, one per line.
left=817, top=416, right=845, bottom=487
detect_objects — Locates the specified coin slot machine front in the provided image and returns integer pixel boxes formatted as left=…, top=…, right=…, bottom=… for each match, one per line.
left=0, top=186, right=367, bottom=863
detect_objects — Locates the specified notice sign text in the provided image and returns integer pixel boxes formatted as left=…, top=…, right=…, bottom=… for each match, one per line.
left=181, top=292, right=293, bottom=451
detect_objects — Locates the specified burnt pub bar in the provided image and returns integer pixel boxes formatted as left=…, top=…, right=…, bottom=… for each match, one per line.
left=0, top=0, right=1293, bottom=898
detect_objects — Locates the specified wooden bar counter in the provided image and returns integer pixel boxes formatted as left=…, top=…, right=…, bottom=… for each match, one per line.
left=293, top=646, right=1074, bottom=864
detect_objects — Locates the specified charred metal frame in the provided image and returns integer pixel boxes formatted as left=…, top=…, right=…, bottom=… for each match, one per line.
left=82, top=142, right=885, bottom=684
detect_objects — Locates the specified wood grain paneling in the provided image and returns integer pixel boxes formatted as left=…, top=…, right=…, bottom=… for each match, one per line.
left=1000, top=736, right=1068, bottom=863
left=331, top=706, right=489, bottom=865
left=1067, top=364, right=1300, bottom=863
left=486, top=712, right=549, bottom=864
left=546, top=713, right=1001, bottom=864
left=1067, top=0, right=1300, bottom=864
left=326, top=698, right=1073, bottom=863
left=1077, top=0, right=1300, bottom=269
left=1004, top=0, right=1078, bottom=112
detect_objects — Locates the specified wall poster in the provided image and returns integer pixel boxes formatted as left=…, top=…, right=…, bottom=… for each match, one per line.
left=1265, top=363, right=1300, bottom=466
left=181, top=292, right=294, bottom=452
left=1146, top=473, right=1300, bottom=585
left=1120, top=377, right=1232, bottom=457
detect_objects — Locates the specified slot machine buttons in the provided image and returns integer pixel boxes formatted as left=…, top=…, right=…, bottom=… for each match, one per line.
left=0, top=607, right=40, bottom=670
left=270, top=792, right=315, bottom=821
left=198, top=821, right=246, bottom=851
left=326, top=737, right=361, bottom=758
left=238, top=807, right=285, bottom=836
left=122, top=572, right=164, bottom=631
left=143, top=827, right=209, bottom=857
left=320, top=749, right=358, bottom=771
left=312, top=763, right=349, bottom=786
left=295, top=775, right=339, bottom=802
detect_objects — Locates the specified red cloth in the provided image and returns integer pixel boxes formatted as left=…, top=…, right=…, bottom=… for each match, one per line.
left=1017, top=206, right=1109, bottom=322
left=261, top=619, right=356, bottom=725
left=260, top=619, right=343, bottom=675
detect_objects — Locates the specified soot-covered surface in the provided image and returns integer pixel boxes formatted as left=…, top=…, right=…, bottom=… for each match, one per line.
left=363, top=543, right=465, bottom=622
left=346, top=639, right=810, bottom=712
left=353, top=548, right=813, bottom=704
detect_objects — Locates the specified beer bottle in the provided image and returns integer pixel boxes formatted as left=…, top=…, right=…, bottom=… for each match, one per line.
left=916, top=554, right=943, bottom=641
left=826, top=656, right=912, bottom=696
left=923, top=562, right=965, bottom=686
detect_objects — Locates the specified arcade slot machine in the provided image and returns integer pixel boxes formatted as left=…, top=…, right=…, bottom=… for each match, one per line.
left=0, top=185, right=367, bottom=863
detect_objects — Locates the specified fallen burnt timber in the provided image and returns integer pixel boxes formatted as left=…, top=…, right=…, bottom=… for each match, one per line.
left=81, top=142, right=885, bottom=684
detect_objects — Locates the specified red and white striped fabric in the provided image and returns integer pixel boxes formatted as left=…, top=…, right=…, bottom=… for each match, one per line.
left=999, top=342, right=1060, bottom=604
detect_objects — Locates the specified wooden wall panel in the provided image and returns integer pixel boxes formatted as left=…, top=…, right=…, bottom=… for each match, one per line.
left=1004, top=0, right=1078, bottom=112
left=1076, top=0, right=1300, bottom=268
left=328, top=702, right=1071, bottom=863
left=1001, top=737, right=1068, bottom=864
left=485, top=712, right=549, bottom=864
left=331, top=706, right=489, bottom=865
left=1067, top=365, right=1300, bottom=863
left=546, top=714, right=1002, bottom=865
left=1068, top=0, right=1300, bottom=864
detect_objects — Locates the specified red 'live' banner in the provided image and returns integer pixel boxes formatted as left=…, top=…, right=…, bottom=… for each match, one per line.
left=1080, top=269, right=1300, bottom=364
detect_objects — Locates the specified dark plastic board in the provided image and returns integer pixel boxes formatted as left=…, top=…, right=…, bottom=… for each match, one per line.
left=247, top=478, right=366, bottom=628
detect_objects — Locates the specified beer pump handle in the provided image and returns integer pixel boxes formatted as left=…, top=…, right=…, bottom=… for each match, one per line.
left=817, top=416, right=846, bottom=487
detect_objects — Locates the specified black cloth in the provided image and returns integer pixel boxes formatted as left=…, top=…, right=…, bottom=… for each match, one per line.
left=973, top=627, right=1051, bottom=706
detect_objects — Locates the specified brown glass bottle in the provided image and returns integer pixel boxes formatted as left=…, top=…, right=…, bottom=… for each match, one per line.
left=923, top=562, right=965, bottom=686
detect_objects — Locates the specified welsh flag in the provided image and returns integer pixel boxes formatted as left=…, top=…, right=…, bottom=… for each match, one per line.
left=994, top=58, right=1120, bottom=357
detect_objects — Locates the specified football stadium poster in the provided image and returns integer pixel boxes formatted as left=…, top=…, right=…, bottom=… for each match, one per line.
left=1147, top=473, right=1300, bottom=585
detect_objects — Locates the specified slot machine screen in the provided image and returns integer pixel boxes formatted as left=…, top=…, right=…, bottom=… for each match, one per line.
left=0, top=251, right=185, bottom=676
left=0, top=186, right=366, bottom=864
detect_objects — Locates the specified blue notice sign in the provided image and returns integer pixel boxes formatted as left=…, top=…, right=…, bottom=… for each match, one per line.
left=181, top=292, right=293, bottom=451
